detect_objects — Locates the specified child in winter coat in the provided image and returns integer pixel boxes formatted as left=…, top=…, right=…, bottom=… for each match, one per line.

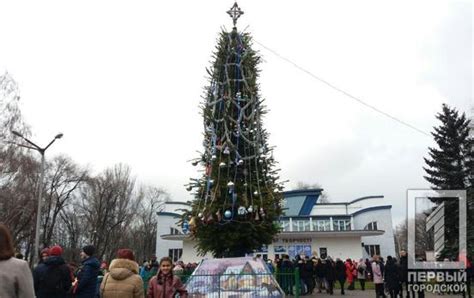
left=147, top=257, right=188, bottom=298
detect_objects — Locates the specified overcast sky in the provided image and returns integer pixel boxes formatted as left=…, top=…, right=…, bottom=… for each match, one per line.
left=0, top=0, right=472, bottom=226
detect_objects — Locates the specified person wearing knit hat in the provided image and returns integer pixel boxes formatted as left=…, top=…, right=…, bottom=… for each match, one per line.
left=49, top=245, right=63, bottom=257
left=100, top=248, right=144, bottom=298
left=81, top=245, right=95, bottom=257
left=75, top=245, right=100, bottom=298
left=117, top=248, right=135, bottom=261
left=33, top=244, right=72, bottom=298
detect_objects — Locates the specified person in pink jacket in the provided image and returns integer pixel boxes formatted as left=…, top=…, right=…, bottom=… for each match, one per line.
left=147, top=257, right=188, bottom=298
left=371, top=255, right=386, bottom=297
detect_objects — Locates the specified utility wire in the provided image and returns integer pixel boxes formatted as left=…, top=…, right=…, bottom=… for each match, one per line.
left=253, top=39, right=431, bottom=137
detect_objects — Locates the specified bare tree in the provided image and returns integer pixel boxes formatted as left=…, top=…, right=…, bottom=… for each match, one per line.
left=78, top=164, right=141, bottom=260
left=295, top=181, right=330, bottom=203
left=0, top=151, right=38, bottom=253
left=0, top=71, right=29, bottom=143
left=132, top=186, right=168, bottom=262
left=40, top=155, right=88, bottom=247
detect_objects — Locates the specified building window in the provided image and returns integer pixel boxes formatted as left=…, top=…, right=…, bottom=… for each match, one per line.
left=333, top=219, right=351, bottom=231
left=280, top=220, right=290, bottom=232
left=292, top=219, right=310, bottom=231
left=169, top=248, right=183, bottom=262
left=364, top=221, right=378, bottom=231
left=170, top=227, right=181, bottom=235
left=313, top=219, right=331, bottom=231
left=364, top=245, right=380, bottom=257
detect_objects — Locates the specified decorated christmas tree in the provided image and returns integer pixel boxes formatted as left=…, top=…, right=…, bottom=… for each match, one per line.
left=183, top=3, right=284, bottom=258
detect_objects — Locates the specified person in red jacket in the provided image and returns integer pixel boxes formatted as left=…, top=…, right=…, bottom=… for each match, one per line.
left=345, top=258, right=356, bottom=290
left=147, top=257, right=188, bottom=298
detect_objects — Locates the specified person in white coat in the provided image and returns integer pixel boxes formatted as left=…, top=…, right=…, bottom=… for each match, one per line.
left=0, top=224, right=35, bottom=298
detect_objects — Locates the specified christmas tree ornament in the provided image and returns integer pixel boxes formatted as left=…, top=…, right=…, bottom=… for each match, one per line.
left=219, top=161, right=226, bottom=168
left=189, top=217, right=197, bottom=231
left=182, top=221, right=189, bottom=234
left=227, top=181, right=234, bottom=188
left=198, top=212, right=203, bottom=218
left=237, top=206, right=247, bottom=215
left=224, top=210, right=232, bottom=218
left=238, top=159, right=244, bottom=165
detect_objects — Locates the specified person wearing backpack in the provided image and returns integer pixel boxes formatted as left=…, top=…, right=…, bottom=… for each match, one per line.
left=33, top=245, right=72, bottom=298
left=356, top=258, right=367, bottom=291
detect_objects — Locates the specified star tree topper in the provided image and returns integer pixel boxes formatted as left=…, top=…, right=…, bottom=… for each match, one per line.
left=227, top=2, right=244, bottom=27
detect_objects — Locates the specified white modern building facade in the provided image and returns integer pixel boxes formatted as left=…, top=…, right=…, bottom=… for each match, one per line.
left=156, top=189, right=396, bottom=263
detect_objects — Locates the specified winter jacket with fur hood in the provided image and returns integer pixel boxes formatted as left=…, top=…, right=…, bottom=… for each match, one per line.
left=100, top=258, right=144, bottom=298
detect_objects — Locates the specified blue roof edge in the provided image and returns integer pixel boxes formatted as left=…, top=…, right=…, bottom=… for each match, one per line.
left=283, top=189, right=323, bottom=197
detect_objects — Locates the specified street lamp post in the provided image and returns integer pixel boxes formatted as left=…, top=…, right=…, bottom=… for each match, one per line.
left=11, top=130, right=63, bottom=266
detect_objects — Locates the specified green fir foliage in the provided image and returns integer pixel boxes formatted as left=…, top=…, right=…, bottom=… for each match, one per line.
left=423, top=103, right=474, bottom=258
left=183, top=28, right=284, bottom=258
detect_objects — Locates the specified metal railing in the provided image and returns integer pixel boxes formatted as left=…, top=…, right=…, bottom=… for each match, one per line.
left=176, top=268, right=301, bottom=297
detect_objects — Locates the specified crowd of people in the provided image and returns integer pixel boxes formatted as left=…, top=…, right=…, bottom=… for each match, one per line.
left=271, top=251, right=472, bottom=297
left=1, top=222, right=473, bottom=298
left=0, top=224, right=188, bottom=298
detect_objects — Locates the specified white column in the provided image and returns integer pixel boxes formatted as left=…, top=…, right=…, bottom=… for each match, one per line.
left=330, top=217, right=333, bottom=231
left=289, top=217, right=293, bottom=232
left=350, top=216, right=355, bottom=230
left=309, top=217, right=313, bottom=231
left=155, top=216, right=160, bottom=257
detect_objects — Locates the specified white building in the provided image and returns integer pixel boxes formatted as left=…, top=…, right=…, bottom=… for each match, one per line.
left=156, top=189, right=396, bottom=262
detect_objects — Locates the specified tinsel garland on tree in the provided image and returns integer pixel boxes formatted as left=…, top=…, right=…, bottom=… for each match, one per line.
left=182, top=24, right=284, bottom=258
